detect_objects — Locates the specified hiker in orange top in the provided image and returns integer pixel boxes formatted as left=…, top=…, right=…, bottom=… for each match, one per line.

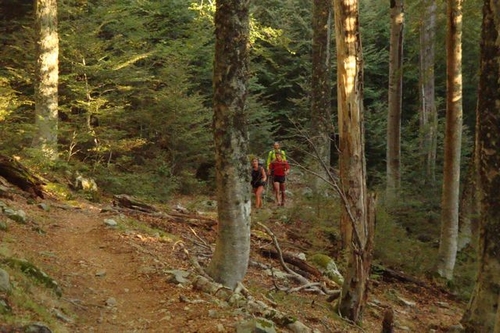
left=268, top=152, right=290, bottom=206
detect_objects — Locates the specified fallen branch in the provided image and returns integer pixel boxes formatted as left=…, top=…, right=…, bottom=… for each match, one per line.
left=0, top=154, right=45, bottom=198
left=380, top=267, right=425, bottom=285
left=377, top=266, right=457, bottom=298
left=111, top=197, right=217, bottom=229
left=113, top=194, right=158, bottom=213
left=256, top=221, right=335, bottom=296
left=258, top=247, right=322, bottom=279
left=256, top=222, right=309, bottom=283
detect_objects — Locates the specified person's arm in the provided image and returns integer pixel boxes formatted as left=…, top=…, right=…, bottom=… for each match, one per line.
left=285, top=161, right=290, bottom=175
left=260, top=167, right=267, bottom=182
left=282, top=150, right=286, bottom=161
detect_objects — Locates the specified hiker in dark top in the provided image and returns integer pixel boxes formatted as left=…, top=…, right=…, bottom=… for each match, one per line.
left=250, top=158, right=267, bottom=209
left=268, top=152, right=290, bottom=206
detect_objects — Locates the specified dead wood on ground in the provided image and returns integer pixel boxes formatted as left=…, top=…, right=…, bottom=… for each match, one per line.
left=0, top=154, right=45, bottom=198
left=112, top=194, right=217, bottom=229
left=113, top=194, right=158, bottom=213
left=258, top=247, right=322, bottom=279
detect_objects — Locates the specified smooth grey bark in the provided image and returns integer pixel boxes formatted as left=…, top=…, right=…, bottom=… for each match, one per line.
left=461, top=0, right=500, bottom=330
left=386, top=0, right=404, bottom=203
left=33, top=0, right=59, bottom=160
left=436, top=0, right=463, bottom=280
left=206, top=0, right=251, bottom=290
left=310, top=0, right=333, bottom=192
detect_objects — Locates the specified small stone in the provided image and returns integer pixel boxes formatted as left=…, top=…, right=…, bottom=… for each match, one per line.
left=105, top=297, right=117, bottom=307
left=95, top=270, right=107, bottom=277
left=103, top=219, right=118, bottom=227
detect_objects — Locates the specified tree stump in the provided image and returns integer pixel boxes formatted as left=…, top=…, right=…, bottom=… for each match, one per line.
left=381, top=307, right=394, bottom=333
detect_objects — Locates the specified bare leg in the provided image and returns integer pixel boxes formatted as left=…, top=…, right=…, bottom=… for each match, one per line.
left=255, top=186, right=264, bottom=208
left=280, top=183, right=286, bottom=206
left=252, top=188, right=258, bottom=208
left=273, top=181, right=281, bottom=205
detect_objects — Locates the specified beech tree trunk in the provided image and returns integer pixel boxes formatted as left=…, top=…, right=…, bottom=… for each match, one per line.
left=386, top=0, right=404, bottom=203
left=310, top=0, right=333, bottom=192
left=333, top=0, right=374, bottom=323
left=461, top=0, right=500, bottom=330
left=419, top=0, right=437, bottom=182
left=436, top=0, right=463, bottom=280
left=32, top=0, right=59, bottom=161
left=206, top=0, right=251, bottom=289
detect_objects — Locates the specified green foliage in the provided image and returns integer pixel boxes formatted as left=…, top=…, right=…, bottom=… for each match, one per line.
left=56, top=0, right=214, bottom=178
left=308, top=253, right=331, bottom=269
left=0, top=261, right=70, bottom=332
left=1, top=258, right=61, bottom=297
left=250, top=0, right=313, bottom=137
left=286, top=192, right=343, bottom=256
left=92, top=166, right=178, bottom=203
left=364, top=102, right=389, bottom=187
left=373, top=206, right=438, bottom=276
left=0, top=0, right=483, bottom=298
left=448, top=246, right=477, bottom=300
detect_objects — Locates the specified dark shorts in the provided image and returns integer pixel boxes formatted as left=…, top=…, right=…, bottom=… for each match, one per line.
left=251, top=181, right=266, bottom=189
left=273, top=175, right=286, bottom=183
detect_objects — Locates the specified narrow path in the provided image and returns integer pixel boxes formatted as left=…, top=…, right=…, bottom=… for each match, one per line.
left=7, top=200, right=221, bottom=333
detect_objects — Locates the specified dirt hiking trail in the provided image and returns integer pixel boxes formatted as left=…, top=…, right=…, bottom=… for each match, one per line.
left=1, top=193, right=465, bottom=332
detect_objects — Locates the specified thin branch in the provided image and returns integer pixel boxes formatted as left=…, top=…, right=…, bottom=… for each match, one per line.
left=288, top=120, right=365, bottom=252
left=256, top=221, right=329, bottom=295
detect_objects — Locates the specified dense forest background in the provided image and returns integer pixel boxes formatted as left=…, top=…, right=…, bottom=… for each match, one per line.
left=0, top=0, right=482, bottom=297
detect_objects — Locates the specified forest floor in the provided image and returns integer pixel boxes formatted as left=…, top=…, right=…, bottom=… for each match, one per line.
left=0, top=184, right=467, bottom=333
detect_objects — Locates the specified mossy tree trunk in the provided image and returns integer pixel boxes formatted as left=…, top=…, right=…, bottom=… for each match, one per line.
left=206, top=0, right=251, bottom=290
left=461, top=1, right=500, bottom=330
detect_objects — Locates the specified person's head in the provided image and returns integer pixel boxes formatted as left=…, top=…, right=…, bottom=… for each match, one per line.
left=251, top=158, right=259, bottom=166
left=275, top=152, right=283, bottom=161
left=273, top=142, right=280, bottom=150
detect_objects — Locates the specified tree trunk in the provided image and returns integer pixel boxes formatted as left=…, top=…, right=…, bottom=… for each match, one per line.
left=496, top=293, right=500, bottom=333
left=386, top=0, right=404, bottom=203
left=458, top=146, right=480, bottom=251
left=206, top=0, right=251, bottom=290
left=419, top=0, right=437, bottom=183
left=436, top=0, right=463, bottom=280
left=310, top=0, right=333, bottom=193
left=32, top=0, right=59, bottom=161
left=334, top=0, right=374, bottom=323
left=461, top=0, right=500, bottom=330
left=334, top=0, right=366, bottom=249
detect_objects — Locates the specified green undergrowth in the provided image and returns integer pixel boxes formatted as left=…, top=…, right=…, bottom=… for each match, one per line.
left=284, top=188, right=475, bottom=300
left=0, top=254, right=70, bottom=332
left=373, top=206, right=438, bottom=276
left=1, top=258, right=62, bottom=297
